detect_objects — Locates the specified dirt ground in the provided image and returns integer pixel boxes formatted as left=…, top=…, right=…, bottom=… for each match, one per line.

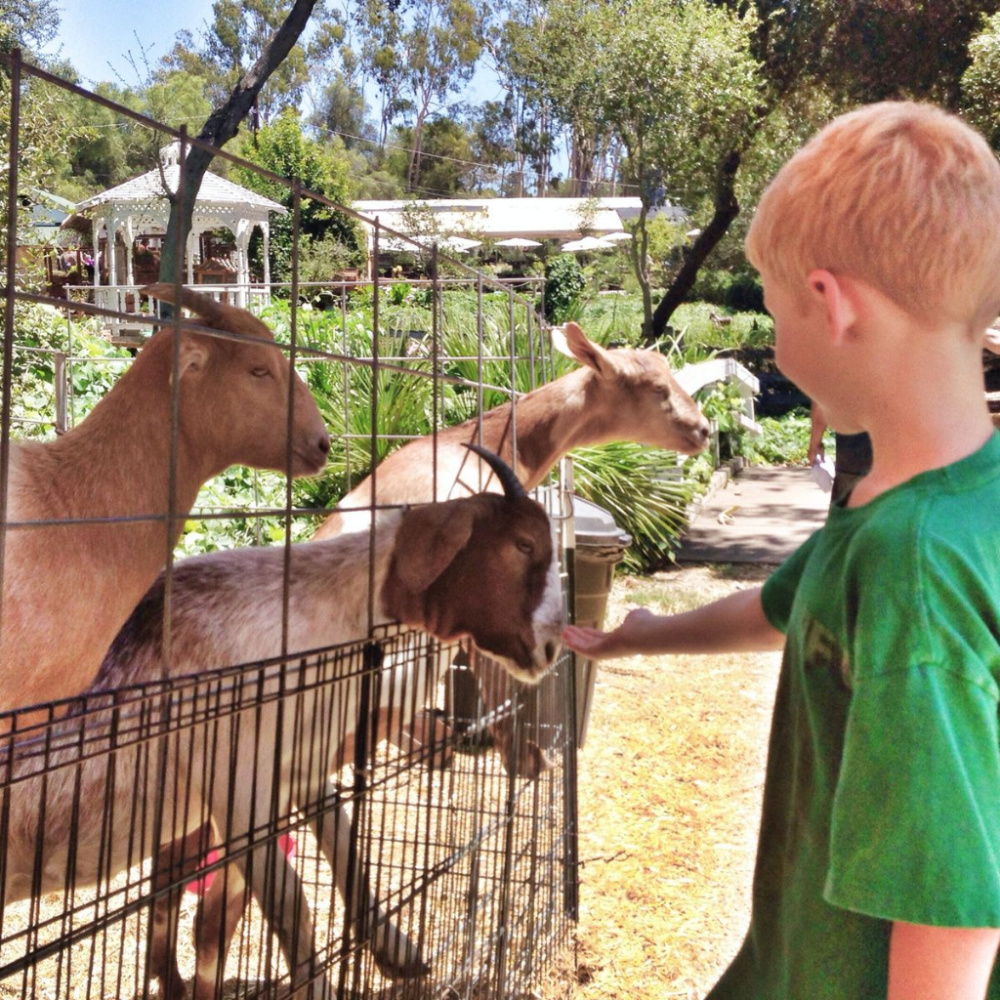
left=540, top=561, right=782, bottom=1000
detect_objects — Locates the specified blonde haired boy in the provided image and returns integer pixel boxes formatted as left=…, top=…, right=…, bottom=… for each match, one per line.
left=565, top=102, right=1000, bottom=999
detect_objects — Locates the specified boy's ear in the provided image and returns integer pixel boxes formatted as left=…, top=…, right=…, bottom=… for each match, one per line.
left=808, top=269, right=858, bottom=345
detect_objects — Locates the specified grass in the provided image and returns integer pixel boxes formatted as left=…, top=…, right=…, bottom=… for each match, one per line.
left=576, top=297, right=774, bottom=356
left=539, top=563, right=780, bottom=1000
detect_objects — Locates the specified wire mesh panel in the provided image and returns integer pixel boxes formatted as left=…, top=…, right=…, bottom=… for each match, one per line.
left=2, top=52, right=576, bottom=1000
left=0, top=628, right=576, bottom=999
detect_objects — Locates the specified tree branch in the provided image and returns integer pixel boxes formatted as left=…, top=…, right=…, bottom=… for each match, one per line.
left=158, top=0, right=320, bottom=286
left=646, top=147, right=742, bottom=345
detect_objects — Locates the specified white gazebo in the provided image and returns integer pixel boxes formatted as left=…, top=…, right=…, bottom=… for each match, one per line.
left=73, top=143, right=286, bottom=311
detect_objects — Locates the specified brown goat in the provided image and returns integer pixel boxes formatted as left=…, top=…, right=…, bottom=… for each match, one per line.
left=0, top=284, right=329, bottom=717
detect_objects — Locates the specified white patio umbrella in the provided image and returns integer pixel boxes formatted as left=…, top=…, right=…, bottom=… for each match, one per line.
left=601, top=231, right=633, bottom=242
left=438, top=235, right=482, bottom=253
left=495, top=237, right=542, bottom=248
left=561, top=235, right=614, bottom=252
left=411, top=234, right=482, bottom=253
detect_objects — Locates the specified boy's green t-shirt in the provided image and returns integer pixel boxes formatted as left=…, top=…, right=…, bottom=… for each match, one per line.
left=708, top=432, right=1000, bottom=1000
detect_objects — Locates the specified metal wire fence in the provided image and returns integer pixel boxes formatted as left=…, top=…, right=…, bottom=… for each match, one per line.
left=1, top=51, right=577, bottom=1000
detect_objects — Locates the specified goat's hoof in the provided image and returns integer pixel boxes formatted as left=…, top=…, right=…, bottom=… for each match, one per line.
left=500, top=740, right=553, bottom=780
left=373, top=939, right=430, bottom=980
left=374, top=953, right=430, bottom=980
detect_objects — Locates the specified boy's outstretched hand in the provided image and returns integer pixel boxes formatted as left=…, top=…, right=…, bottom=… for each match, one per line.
left=562, top=607, right=659, bottom=660
left=562, top=586, right=783, bottom=661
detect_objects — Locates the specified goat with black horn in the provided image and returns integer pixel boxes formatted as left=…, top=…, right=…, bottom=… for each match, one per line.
left=0, top=460, right=564, bottom=1000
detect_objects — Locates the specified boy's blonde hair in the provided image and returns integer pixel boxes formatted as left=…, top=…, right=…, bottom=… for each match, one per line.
left=746, top=101, right=1000, bottom=331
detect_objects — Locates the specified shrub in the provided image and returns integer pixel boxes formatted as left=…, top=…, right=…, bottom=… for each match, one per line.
left=542, top=253, right=586, bottom=323
left=724, top=271, right=764, bottom=313
left=689, top=268, right=732, bottom=305
left=742, top=409, right=818, bottom=466
left=571, top=443, right=695, bottom=572
left=297, top=233, right=361, bottom=284
left=688, top=268, right=764, bottom=313
left=7, top=303, right=130, bottom=438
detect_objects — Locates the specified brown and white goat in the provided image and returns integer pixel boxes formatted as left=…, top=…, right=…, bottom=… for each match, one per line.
left=0, top=449, right=562, bottom=1000
left=313, top=321, right=710, bottom=774
left=0, top=284, right=329, bottom=717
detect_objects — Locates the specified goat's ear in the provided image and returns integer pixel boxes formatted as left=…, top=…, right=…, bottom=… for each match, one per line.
left=142, top=282, right=275, bottom=342
left=391, top=502, right=475, bottom=595
left=556, top=321, right=610, bottom=374
left=550, top=325, right=571, bottom=357
left=175, top=332, right=210, bottom=379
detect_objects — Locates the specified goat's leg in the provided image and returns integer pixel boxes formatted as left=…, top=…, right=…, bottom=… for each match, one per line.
left=311, top=801, right=428, bottom=979
left=240, top=835, right=334, bottom=1000
left=472, top=652, right=552, bottom=780
left=380, top=703, right=454, bottom=770
left=149, top=823, right=215, bottom=1000
left=379, top=649, right=454, bottom=770
left=191, top=862, right=247, bottom=1000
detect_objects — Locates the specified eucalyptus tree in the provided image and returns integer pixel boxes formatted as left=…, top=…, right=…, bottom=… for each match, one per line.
left=479, top=0, right=554, bottom=196
left=0, top=0, right=59, bottom=57
left=639, top=0, right=1000, bottom=339
left=596, top=0, right=762, bottom=340
left=405, top=0, right=481, bottom=189
left=357, top=0, right=482, bottom=191
left=517, top=0, right=612, bottom=196
left=199, top=0, right=316, bottom=120
left=469, top=99, right=517, bottom=194
left=386, top=115, right=478, bottom=194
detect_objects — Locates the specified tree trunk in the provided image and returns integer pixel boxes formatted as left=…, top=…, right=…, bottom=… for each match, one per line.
left=158, top=0, right=319, bottom=288
left=408, top=105, right=429, bottom=192
left=570, top=130, right=596, bottom=197
left=645, top=147, right=743, bottom=345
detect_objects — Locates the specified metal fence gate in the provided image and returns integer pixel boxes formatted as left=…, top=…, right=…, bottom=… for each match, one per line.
left=0, top=51, right=577, bottom=999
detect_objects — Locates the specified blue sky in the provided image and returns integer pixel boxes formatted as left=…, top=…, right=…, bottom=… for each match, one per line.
left=43, top=1, right=566, bottom=183
left=47, top=0, right=220, bottom=88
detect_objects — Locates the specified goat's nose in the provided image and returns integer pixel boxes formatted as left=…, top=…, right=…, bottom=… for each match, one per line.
left=318, top=432, right=331, bottom=455
left=544, top=639, right=560, bottom=663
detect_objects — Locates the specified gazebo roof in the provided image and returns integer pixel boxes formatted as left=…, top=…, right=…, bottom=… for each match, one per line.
left=68, top=145, right=285, bottom=305
left=74, top=145, right=285, bottom=221
left=74, top=166, right=286, bottom=219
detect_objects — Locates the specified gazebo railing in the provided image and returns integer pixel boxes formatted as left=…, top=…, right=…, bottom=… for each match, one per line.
left=67, top=284, right=277, bottom=341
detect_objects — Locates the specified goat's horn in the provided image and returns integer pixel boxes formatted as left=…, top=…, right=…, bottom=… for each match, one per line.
left=464, top=443, right=526, bottom=498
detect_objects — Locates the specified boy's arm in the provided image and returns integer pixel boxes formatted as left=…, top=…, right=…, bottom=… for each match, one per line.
left=888, top=922, right=1000, bottom=1000
left=561, top=585, right=784, bottom=660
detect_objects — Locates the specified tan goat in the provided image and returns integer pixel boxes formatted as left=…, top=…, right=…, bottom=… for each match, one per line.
left=315, top=321, right=710, bottom=537
left=0, top=449, right=563, bottom=1000
left=0, top=284, right=330, bottom=717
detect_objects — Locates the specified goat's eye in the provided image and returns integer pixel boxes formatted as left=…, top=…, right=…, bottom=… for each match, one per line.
left=515, top=539, right=534, bottom=556
left=251, top=366, right=272, bottom=379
